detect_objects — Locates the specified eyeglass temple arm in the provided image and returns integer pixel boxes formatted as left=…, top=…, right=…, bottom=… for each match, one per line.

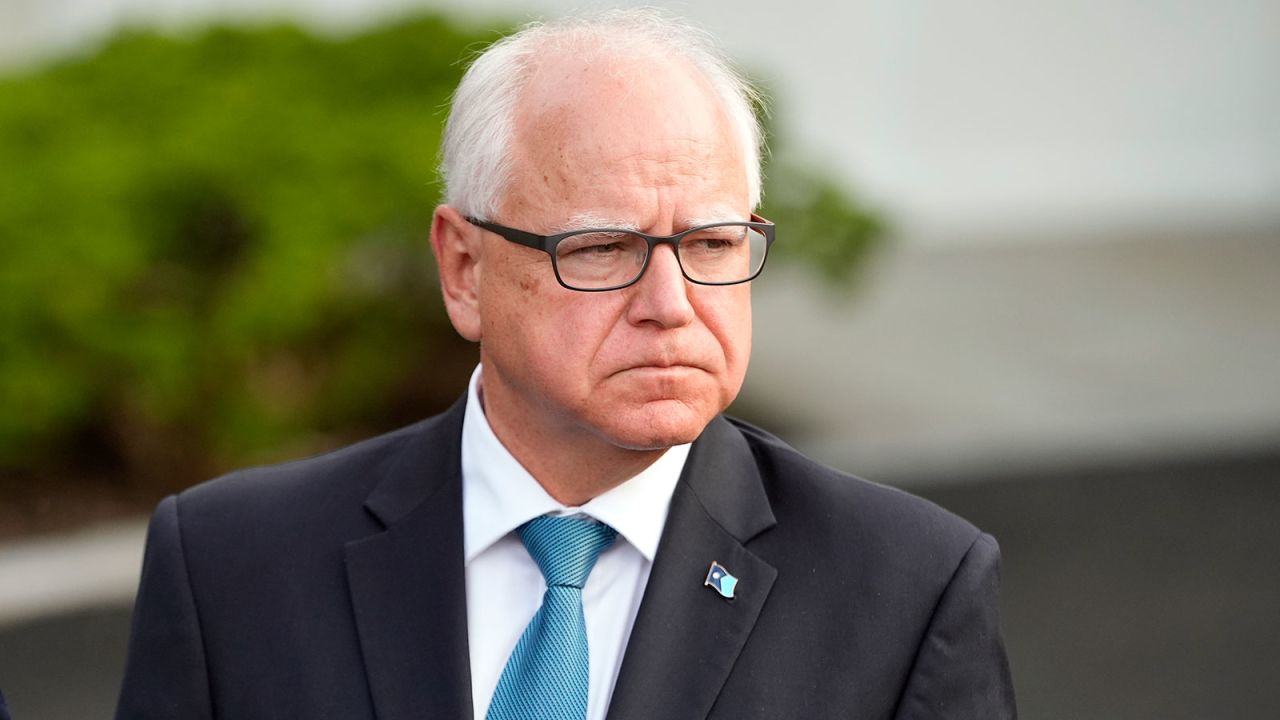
left=466, top=218, right=548, bottom=251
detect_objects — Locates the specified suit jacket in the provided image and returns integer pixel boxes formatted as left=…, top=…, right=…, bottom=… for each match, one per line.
left=116, top=397, right=1015, bottom=719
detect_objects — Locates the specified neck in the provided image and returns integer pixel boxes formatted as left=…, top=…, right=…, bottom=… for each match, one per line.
left=478, top=378, right=667, bottom=507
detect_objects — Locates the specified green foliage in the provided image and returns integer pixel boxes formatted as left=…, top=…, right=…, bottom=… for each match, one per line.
left=0, top=15, right=883, bottom=496
left=760, top=159, right=886, bottom=285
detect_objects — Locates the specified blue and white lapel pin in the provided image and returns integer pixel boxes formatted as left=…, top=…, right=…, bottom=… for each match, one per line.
left=704, top=561, right=738, bottom=599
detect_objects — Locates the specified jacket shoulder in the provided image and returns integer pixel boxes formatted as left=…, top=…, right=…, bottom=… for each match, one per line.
left=726, top=416, right=984, bottom=559
left=170, top=404, right=462, bottom=549
left=183, top=420, right=423, bottom=513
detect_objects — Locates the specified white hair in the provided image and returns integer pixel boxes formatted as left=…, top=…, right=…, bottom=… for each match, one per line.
left=439, top=8, right=766, bottom=220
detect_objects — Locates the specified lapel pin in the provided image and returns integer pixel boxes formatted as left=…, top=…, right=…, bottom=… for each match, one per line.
left=704, top=561, right=738, bottom=599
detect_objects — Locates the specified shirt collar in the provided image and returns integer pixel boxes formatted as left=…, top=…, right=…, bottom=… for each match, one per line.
left=461, top=365, right=688, bottom=564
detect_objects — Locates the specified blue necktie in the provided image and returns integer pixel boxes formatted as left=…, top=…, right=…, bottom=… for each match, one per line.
left=485, top=516, right=618, bottom=720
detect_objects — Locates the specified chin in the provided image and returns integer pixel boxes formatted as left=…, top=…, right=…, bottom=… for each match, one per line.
left=592, top=397, right=721, bottom=451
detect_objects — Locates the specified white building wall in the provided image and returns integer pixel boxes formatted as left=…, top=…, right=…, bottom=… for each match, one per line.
left=3, top=0, right=1277, bottom=246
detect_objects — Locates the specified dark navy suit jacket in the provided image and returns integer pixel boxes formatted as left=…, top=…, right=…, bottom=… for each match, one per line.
left=115, top=398, right=1015, bottom=719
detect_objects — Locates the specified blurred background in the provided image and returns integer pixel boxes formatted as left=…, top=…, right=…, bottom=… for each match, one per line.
left=1, top=0, right=1278, bottom=718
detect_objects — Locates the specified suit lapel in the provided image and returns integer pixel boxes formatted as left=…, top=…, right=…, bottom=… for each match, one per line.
left=344, top=399, right=474, bottom=720
left=606, top=416, right=778, bottom=720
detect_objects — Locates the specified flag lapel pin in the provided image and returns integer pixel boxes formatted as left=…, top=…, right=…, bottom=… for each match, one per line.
left=704, top=561, right=738, bottom=599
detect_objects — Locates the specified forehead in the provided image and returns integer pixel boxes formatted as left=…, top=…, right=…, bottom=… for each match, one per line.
left=500, top=48, right=747, bottom=226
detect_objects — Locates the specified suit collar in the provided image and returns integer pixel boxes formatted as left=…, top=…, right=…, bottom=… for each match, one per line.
left=606, top=415, right=778, bottom=720
left=361, top=396, right=467, bottom=528
left=345, top=397, right=473, bottom=720
left=680, top=415, right=777, bottom=543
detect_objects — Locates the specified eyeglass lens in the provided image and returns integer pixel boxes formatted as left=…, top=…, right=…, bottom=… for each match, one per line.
left=553, top=224, right=768, bottom=290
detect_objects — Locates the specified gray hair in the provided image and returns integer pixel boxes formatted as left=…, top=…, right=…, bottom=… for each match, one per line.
left=439, top=8, right=766, bottom=220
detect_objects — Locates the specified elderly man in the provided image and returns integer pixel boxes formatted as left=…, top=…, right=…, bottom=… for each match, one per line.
left=116, top=10, right=1014, bottom=720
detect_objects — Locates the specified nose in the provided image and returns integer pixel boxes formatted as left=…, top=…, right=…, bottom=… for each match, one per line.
left=625, top=244, right=696, bottom=329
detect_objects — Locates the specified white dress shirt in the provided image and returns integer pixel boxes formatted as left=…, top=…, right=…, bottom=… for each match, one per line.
left=461, top=366, right=690, bottom=720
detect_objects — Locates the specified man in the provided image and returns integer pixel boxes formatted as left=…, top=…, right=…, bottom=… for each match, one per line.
left=116, top=10, right=1014, bottom=720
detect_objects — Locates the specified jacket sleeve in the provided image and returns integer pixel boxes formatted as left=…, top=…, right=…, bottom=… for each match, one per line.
left=893, top=532, right=1017, bottom=720
left=115, top=495, right=214, bottom=720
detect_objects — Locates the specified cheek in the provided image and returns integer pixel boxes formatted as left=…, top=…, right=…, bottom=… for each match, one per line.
left=480, top=250, right=554, bottom=327
left=478, top=261, right=543, bottom=359
left=701, top=286, right=754, bottom=370
left=482, top=268, right=620, bottom=370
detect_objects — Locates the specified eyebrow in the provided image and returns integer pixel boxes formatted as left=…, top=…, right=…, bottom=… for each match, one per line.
left=685, top=214, right=749, bottom=228
left=685, top=205, right=750, bottom=228
left=551, top=208, right=749, bottom=235
left=553, top=213, right=640, bottom=233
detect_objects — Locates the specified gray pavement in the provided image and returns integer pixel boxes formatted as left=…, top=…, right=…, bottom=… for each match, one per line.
left=0, top=605, right=131, bottom=720
left=917, top=452, right=1280, bottom=720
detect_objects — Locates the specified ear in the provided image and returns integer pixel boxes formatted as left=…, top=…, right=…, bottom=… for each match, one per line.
left=430, top=205, right=483, bottom=342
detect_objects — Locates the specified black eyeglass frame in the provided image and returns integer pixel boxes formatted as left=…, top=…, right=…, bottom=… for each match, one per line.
left=465, top=213, right=776, bottom=292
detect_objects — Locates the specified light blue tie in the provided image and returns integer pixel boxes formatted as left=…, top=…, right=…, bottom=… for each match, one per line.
left=486, top=516, right=618, bottom=720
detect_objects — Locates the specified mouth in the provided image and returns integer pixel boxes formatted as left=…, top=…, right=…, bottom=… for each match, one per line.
left=640, top=358, right=691, bottom=369
left=613, top=362, right=706, bottom=377
left=606, top=345, right=715, bottom=378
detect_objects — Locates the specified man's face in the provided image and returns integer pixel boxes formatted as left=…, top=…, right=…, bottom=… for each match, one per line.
left=474, top=52, right=753, bottom=453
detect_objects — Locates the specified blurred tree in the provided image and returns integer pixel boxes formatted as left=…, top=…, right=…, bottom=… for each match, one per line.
left=0, top=14, right=882, bottom=516
left=760, top=158, right=885, bottom=285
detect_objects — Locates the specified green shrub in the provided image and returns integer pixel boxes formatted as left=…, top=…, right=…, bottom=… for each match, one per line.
left=0, top=14, right=882, bottom=500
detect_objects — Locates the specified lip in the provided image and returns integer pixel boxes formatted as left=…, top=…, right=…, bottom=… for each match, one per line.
left=639, top=359, right=691, bottom=369
left=613, top=362, right=706, bottom=377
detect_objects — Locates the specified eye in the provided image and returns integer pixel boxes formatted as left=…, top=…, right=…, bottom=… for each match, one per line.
left=557, top=231, right=632, bottom=258
left=683, top=226, right=747, bottom=254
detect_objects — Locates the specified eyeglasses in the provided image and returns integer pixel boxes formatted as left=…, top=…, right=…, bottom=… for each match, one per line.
left=465, top=213, right=775, bottom=292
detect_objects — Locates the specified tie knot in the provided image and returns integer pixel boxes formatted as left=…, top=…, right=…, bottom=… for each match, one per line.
left=518, top=516, right=617, bottom=589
